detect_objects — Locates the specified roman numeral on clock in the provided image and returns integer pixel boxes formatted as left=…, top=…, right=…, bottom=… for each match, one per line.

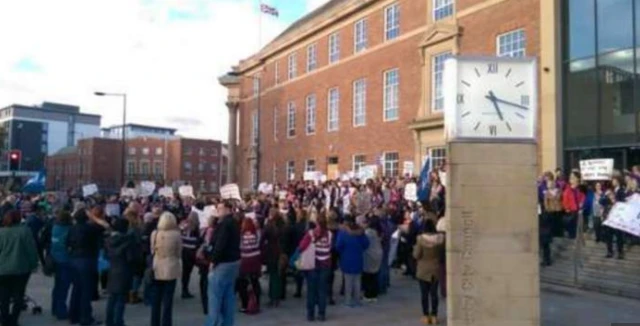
left=489, top=125, right=497, bottom=136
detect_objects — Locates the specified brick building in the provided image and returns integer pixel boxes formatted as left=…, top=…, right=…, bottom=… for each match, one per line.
left=46, top=137, right=225, bottom=192
left=220, top=0, right=561, bottom=190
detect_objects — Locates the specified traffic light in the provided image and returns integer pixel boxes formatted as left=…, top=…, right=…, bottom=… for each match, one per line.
left=8, top=150, right=21, bottom=171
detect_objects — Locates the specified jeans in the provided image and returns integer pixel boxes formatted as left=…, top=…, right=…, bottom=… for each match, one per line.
left=0, top=273, right=30, bottom=326
left=182, top=250, right=196, bottom=295
left=106, top=293, right=126, bottom=326
left=51, top=261, right=72, bottom=320
left=362, top=272, right=379, bottom=299
left=343, top=273, right=361, bottom=307
left=305, top=268, right=329, bottom=319
left=236, top=275, right=261, bottom=310
left=69, top=257, right=96, bottom=325
left=564, top=212, right=578, bottom=239
left=378, top=249, right=390, bottom=294
left=151, top=280, right=176, bottom=326
left=419, top=279, right=439, bottom=317
left=605, top=226, right=624, bottom=256
left=205, top=261, right=240, bottom=326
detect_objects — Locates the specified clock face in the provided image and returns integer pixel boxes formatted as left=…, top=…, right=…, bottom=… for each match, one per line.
left=444, top=57, right=537, bottom=140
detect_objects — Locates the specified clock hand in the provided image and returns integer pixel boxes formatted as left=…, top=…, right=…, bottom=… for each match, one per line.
left=483, top=95, right=529, bottom=110
left=487, top=91, right=504, bottom=121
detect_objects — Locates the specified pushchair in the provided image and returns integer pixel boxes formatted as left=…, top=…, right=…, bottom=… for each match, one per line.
left=19, top=295, right=43, bottom=315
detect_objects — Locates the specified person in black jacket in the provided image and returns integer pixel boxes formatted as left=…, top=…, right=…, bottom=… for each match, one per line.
left=205, top=200, right=240, bottom=326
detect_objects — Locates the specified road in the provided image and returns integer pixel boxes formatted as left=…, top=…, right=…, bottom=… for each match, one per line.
left=19, top=270, right=640, bottom=326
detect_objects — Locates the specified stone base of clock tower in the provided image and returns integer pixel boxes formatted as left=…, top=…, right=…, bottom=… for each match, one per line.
left=445, top=141, right=540, bottom=326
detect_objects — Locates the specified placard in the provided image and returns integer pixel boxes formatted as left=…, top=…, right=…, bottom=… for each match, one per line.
left=258, top=183, right=273, bottom=194
left=158, top=186, right=174, bottom=198
left=403, top=161, right=415, bottom=176
left=105, top=203, right=121, bottom=217
left=220, top=183, right=242, bottom=200
left=82, top=184, right=98, bottom=197
left=277, top=190, right=288, bottom=200
left=179, top=185, right=194, bottom=198
left=580, top=159, right=614, bottom=181
left=139, top=181, right=156, bottom=197
left=304, top=171, right=322, bottom=181
left=404, top=182, right=418, bottom=202
left=120, top=187, right=138, bottom=198
left=358, top=165, right=377, bottom=181
left=603, top=201, right=640, bottom=237
left=193, top=205, right=218, bottom=228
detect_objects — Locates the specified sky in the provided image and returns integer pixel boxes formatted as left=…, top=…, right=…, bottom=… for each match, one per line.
left=0, top=0, right=330, bottom=142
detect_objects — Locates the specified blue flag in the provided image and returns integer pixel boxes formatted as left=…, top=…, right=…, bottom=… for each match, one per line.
left=22, top=169, right=46, bottom=194
left=417, top=156, right=431, bottom=202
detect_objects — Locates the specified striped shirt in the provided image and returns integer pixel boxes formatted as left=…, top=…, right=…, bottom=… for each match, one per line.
left=181, top=229, right=200, bottom=251
left=240, top=232, right=261, bottom=258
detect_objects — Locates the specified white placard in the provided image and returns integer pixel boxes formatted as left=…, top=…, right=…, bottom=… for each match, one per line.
left=82, top=184, right=98, bottom=197
left=258, top=183, right=274, bottom=194
left=139, top=181, right=156, bottom=197
left=320, top=174, right=327, bottom=183
left=603, top=201, right=640, bottom=237
left=404, top=182, right=418, bottom=202
left=120, top=187, right=138, bottom=198
left=179, top=185, right=194, bottom=198
left=439, top=171, right=448, bottom=188
left=105, top=203, right=121, bottom=217
left=277, top=190, right=288, bottom=199
left=358, top=165, right=377, bottom=181
left=158, top=186, right=174, bottom=198
left=289, top=173, right=295, bottom=181
left=580, top=159, right=614, bottom=181
left=340, top=174, right=350, bottom=181
left=220, top=183, right=242, bottom=200
left=193, top=205, right=218, bottom=228
left=403, top=161, right=415, bottom=176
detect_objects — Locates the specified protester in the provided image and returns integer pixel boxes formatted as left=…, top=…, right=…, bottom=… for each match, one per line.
left=263, top=208, right=287, bottom=307
left=150, top=212, right=182, bottom=326
left=336, top=215, right=369, bottom=308
left=50, top=210, right=73, bottom=320
left=180, top=211, right=200, bottom=299
left=362, top=215, right=383, bottom=303
left=603, top=175, right=625, bottom=260
left=197, top=215, right=217, bottom=315
left=237, top=217, right=262, bottom=313
left=413, top=218, right=444, bottom=325
left=124, top=210, right=144, bottom=304
left=562, top=171, right=585, bottom=239
left=592, top=182, right=606, bottom=243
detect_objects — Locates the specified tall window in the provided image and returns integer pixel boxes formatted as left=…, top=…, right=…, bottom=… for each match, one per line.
left=253, top=76, right=260, bottom=96
left=429, top=147, right=447, bottom=170
left=287, top=102, right=296, bottom=138
left=198, top=162, right=205, bottom=172
left=211, top=163, right=218, bottom=172
left=307, top=43, right=317, bottom=72
left=383, top=152, right=399, bottom=177
left=250, top=162, right=258, bottom=189
left=306, top=94, right=317, bottom=135
left=497, top=29, right=526, bottom=58
left=274, top=61, right=280, bottom=85
left=432, top=52, right=452, bottom=112
left=127, top=161, right=136, bottom=175
left=353, top=78, right=367, bottom=126
left=140, top=160, right=150, bottom=175
left=329, top=32, right=340, bottom=64
left=251, top=111, right=258, bottom=145
left=210, top=182, right=218, bottom=192
left=328, top=88, right=340, bottom=132
left=288, top=53, right=297, bottom=80
left=385, top=3, right=400, bottom=41
left=305, top=159, right=316, bottom=172
left=353, top=155, right=366, bottom=173
left=154, top=161, right=163, bottom=175
left=287, top=161, right=295, bottom=180
left=184, top=161, right=192, bottom=174
left=354, top=19, right=368, bottom=53
left=433, top=0, right=454, bottom=21
left=272, top=164, right=278, bottom=184
left=383, top=69, right=399, bottom=121
left=273, top=106, right=278, bottom=140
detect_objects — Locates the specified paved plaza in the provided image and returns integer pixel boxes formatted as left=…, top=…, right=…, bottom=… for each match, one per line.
left=18, top=271, right=640, bottom=326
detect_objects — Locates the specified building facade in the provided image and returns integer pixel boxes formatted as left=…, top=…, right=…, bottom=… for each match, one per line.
left=221, top=0, right=562, bottom=190
left=0, top=102, right=101, bottom=176
left=101, top=123, right=177, bottom=140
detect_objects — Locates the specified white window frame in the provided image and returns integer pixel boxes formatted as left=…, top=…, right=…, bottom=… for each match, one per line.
left=250, top=161, right=258, bottom=189
left=352, top=154, right=366, bottom=173
left=126, top=160, right=136, bottom=175
left=273, top=106, right=278, bottom=140
left=327, top=87, right=339, bottom=132
left=306, top=94, right=317, bottom=135
left=383, top=152, right=399, bottom=177
left=286, top=161, right=295, bottom=180
left=329, top=32, right=340, bottom=64
left=353, top=78, right=367, bottom=127
left=497, top=28, right=526, bottom=58
left=433, top=0, right=454, bottom=21
left=287, top=101, right=296, bottom=138
left=288, top=53, right=297, bottom=80
left=252, top=76, right=260, bottom=96
left=431, top=51, right=452, bottom=112
left=307, top=43, right=317, bottom=72
left=354, top=19, right=368, bottom=53
left=140, top=159, right=151, bottom=175
left=429, top=147, right=447, bottom=170
left=383, top=68, right=399, bottom=121
left=384, top=3, right=400, bottom=41
left=154, top=161, right=163, bottom=175
left=305, top=159, right=316, bottom=172
left=274, top=61, right=280, bottom=85
left=251, top=111, right=258, bottom=145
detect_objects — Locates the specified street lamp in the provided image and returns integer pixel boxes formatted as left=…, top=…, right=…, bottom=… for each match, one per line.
left=94, top=91, right=127, bottom=187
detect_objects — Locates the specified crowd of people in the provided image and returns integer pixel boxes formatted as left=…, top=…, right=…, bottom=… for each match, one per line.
left=0, top=171, right=449, bottom=326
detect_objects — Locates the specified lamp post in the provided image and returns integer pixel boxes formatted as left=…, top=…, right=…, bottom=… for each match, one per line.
left=94, top=91, right=127, bottom=187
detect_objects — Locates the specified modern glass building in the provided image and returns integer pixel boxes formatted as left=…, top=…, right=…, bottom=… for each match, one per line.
left=563, top=0, right=640, bottom=169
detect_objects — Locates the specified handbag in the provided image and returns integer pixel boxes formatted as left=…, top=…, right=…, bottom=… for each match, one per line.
left=144, top=231, right=159, bottom=285
left=295, top=232, right=316, bottom=271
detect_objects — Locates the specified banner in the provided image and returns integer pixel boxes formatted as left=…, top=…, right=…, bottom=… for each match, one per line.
left=139, top=181, right=156, bottom=197
left=120, top=187, right=138, bottom=198
left=404, top=182, right=418, bottom=202
left=220, top=183, right=242, bottom=200
left=303, top=171, right=321, bottom=181
left=158, top=186, right=174, bottom=198
left=179, top=185, right=194, bottom=198
left=403, top=161, right=415, bottom=176
left=580, top=159, right=614, bottom=181
left=82, top=184, right=98, bottom=197
left=603, top=201, right=640, bottom=237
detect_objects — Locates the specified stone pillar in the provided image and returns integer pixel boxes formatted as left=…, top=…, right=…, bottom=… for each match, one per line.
left=226, top=101, right=239, bottom=184
left=447, top=142, right=540, bottom=326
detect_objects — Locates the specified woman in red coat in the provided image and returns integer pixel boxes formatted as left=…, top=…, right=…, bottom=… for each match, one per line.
left=562, top=171, right=585, bottom=239
left=237, top=217, right=262, bottom=313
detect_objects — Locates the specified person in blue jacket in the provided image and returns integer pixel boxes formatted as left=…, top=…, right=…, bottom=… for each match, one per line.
left=51, top=211, right=73, bottom=320
left=335, top=216, right=369, bottom=307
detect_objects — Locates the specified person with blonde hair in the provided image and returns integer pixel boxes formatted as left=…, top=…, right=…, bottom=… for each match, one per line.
left=150, top=212, right=182, bottom=326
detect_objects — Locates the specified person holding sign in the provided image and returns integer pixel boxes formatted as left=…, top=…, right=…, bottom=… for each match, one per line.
left=561, top=172, right=585, bottom=239
left=601, top=176, right=626, bottom=260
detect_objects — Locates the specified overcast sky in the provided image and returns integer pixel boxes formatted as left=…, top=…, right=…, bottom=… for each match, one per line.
left=0, top=0, right=329, bottom=142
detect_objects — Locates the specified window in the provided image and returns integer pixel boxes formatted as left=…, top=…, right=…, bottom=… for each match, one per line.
left=306, top=94, right=317, bottom=135
left=497, top=29, right=526, bottom=58
left=211, top=163, right=218, bottom=172
left=210, top=182, right=218, bottom=192
left=184, top=161, right=192, bottom=173
left=353, top=155, right=366, bottom=173
left=140, top=160, right=150, bottom=175
left=253, top=76, right=260, bottom=96
left=433, top=0, right=454, bottom=21
left=128, top=147, right=136, bottom=155
left=198, top=162, right=205, bottom=172
left=199, top=147, right=206, bottom=156
left=305, top=159, right=316, bottom=172
left=432, top=52, right=452, bottom=112
left=155, top=147, right=163, bottom=155
left=307, top=43, right=317, bottom=72
left=329, top=32, right=340, bottom=63
left=184, top=147, right=193, bottom=155
left=429, top=147, right=447, bottom=170
left=383, top=69, right=399, bottom=121
left=353, top=78, right=367, bottom=126
left=251, top=162, right=258, bottom=189
left=273, top=106, right=278, bottom=140
left=287, top=102, right=296, bottom=138
left=286, top=161, right=295, bottom=180
left=274, top=61, right=280, bottom=85
left=328, top=88, right=339, bottom=132
left=288, top=53, right=297, bottom=80
left=385, top=3, right=400, bottom=41
left=272, top=164, right=278, bottom=183
left=154, top=161, right=163, bottom=175
left=199, top=180, right=206, bottom=191
left=211, top=148, right=218, bottom=156
left=251, top=112, right=259, bottom=145
left=383, top=152, right=399, bottom=177
left=127, top=161, right=136, bottom=175
left=354, top=19, right=368, bottom=53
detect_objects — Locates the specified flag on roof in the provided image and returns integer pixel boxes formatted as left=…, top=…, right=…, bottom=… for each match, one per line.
left=260, top=3, right=279, bottom=17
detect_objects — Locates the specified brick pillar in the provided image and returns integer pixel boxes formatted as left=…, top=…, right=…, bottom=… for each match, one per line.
left=226, top=101, right=239, bottom=184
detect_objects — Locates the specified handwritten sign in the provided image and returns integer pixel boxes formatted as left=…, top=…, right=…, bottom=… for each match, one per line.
left=82, top=184, right=98, bottom=197
left=403, top=161, right=415, bottom=176
left=220, top=183, right=241, bottom=200
left=603, top=201, right=640, bottom=237
left=404, top=182, right=418, bottom=201
left=120, top=187, right=138, bottom=198
left=139, top=181, right=156, bottom=197
left=277, top=190, right=288, bottom=200
left=580, top=159, right=614, bottom=181
left=358, top=165, right=377, bottom=181
left=179, top=185, right=194, bottom=198
left=158, top=186, right=174, bottom=198
left=258, top=183, right=274, bottom=194
left=105, top=203, right=121, bottom=217
left=193, top=205, right=218, bottom=228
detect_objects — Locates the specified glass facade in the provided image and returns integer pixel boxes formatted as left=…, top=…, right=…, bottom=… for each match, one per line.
left=563, top=0, right=640, bottom=169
